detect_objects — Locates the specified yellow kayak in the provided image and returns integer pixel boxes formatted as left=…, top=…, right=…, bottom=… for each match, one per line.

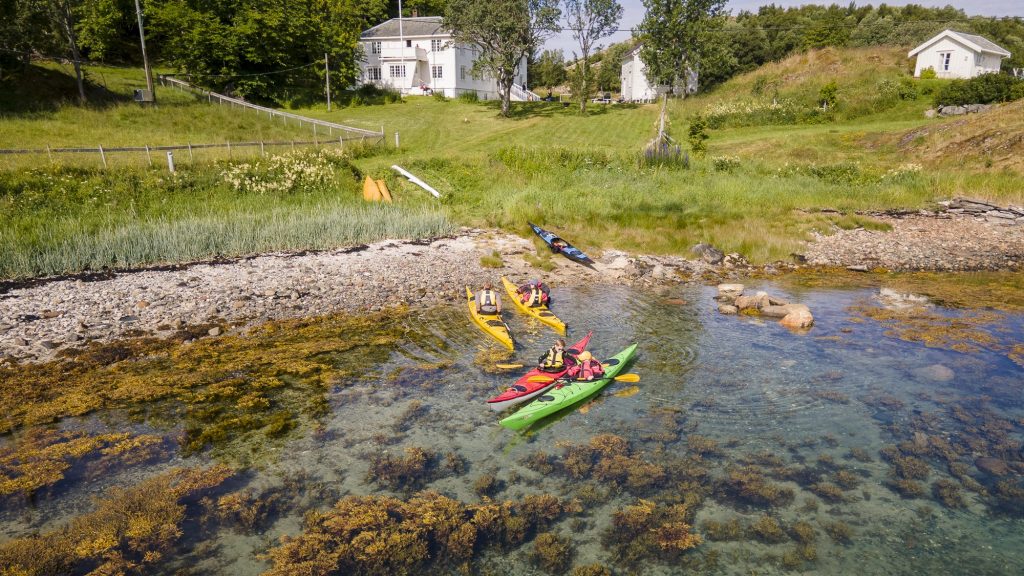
left=501, top=277, right=566, bottom=335
left=466, top=286, right=513, bottom=350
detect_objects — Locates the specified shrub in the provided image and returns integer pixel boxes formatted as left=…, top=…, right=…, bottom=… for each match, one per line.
left=711, top=156, right=741, bottom=172
left=432, top=91, right=449, bottom=102
left=818, top=81, right=838, bottom=109
left=458, top=91, right=480, bottom=103
left=687, top=115, right=709, bottom=156
left=480, top=250, right=504, bottom=268
left=934, top=73, right=1024, bottom=106
left=920, top=67, right=937, bottom=80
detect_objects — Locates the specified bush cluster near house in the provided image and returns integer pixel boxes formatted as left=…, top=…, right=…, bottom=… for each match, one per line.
left=933, top=74, right=1024, bottom=107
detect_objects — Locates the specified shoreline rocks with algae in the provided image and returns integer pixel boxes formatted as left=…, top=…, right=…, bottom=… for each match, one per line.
left=0, top=229, right=717, bottom=364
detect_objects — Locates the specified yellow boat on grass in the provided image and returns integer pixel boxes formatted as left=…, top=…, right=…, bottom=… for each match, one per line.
left=501, top=277, right=566, bottom=335
left=466, top=286, right=514, bottom=350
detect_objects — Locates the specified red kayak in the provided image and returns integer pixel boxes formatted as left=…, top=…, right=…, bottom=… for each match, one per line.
left=486, top=331, right=592, bottom=411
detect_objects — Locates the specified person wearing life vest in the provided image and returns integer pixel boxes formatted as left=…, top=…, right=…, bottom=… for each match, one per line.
left=518, top=280, right=549, bottom=308
left=567, top=350, right=604, bottom=381
left=538, top=338, right=572, bottom=372
left=477, top=282, right=501, bottom=315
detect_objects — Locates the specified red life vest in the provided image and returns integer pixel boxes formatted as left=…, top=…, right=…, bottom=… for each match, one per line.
left=570, top=359, right=604, bottom=380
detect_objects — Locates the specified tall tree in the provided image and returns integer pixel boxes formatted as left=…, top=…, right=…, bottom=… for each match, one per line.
left=445, top=0, right=560, bottom=117
left=638, top=0, right=727, bottom=97
left=532, top=48, right=567, bottom=91
left=564, top=0, right=622, bottom=113
left=595, top=40, right=631, bottom=93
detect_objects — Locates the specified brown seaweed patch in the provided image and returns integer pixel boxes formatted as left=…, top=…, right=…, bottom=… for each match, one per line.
left=716, top=466, right=795, bottom=508
left=849, top=305, right=1005, bottom=354
left=932, top=478, right=966, bottom=509
left=0, top=312, right=410, bottom=464
left=605, top=499, right=702, bottom=566
left=367, top=446, right=439, bottom=491
left=532, top=532, right=573, bottom=574
left=556, top=434, right=666, bottom=493
left=0, top=429, right=165, bottom=500
left=749, top=514, right=788, bottom=544
left=822, top=520, right=853, bottom=544
left=0, top=466, right=232, bottom=575
left=263, top=490, right=574, bottom=575
left=702, top=517, right=745, bottom=541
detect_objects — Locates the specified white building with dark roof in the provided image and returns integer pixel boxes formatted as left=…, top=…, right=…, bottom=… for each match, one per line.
left=359, top=16, right=532, bottom=100
left=909, top=30, right=1011, bottom=79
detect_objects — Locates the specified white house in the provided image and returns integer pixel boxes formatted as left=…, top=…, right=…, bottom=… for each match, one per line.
left=620, top=45, right=697, bottom=102
left=909, top=30, right=1011, bottom=79
left=358, top=16, right=532, bottom=100
left=620, top=46, right=659, bottom=102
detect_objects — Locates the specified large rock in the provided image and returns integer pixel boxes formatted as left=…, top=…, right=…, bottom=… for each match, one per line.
left=975, top=457, right=1011, bottom=477
left=718, top=304, right=738, bottom=315
left=716, top=283, right=744, bottom=301
left=734, top=294, right=760, bottom=311
left=780, top=305, right=814, bottom=330
left=692, top=243, right=724, bottom=265
left=760, top=304, right=793, bottom=319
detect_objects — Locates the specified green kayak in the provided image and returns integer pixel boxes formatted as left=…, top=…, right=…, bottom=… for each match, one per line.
left=499, top=343, right=638, bottom=431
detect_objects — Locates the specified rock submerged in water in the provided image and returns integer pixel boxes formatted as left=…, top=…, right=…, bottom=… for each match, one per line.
left=780, top=305, right=814, bottom=330
left=975, top=457, right=1011, bottom=477
left=716, top=285, right=814, bottom=331
left=914, top=364, right=954, bottom=382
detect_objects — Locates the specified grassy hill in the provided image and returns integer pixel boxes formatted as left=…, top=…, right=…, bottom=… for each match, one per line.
left=0, top=63, right=316, bottom=168
left=2, top=49, right=1022, bottom=279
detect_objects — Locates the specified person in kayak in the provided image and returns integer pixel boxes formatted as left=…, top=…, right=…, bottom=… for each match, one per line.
left=538, top=338, right=573, bottom=372
left=477, top=282, right=502, bottom=315
left=567, top=350, right=604, bottom=381
left=517, top=280, right=550, bottom=308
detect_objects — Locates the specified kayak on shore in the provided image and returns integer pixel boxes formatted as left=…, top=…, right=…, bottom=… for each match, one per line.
left=486, top=331, right=592, bottom=411
left=466, top=286, right=513, bottom=350
left=528, top=222, right=595, bottom=266
left=499, top=343, right=637, bottom=430
left=501, top=276, right=566, bottom=335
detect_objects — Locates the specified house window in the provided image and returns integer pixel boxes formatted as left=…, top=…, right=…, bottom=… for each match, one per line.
left=431, top=39, right=444, bottom=52
left=406, top=40, right=412, bottom=48
left=432, top=65, right=443, bottom=79
left=366, top=67, right=381, bottom=81
left=974, top=53, right=982, bottom=67
left=460, top=66, right=466, bottom=80
left=939, top=51, right=952, bottom=71
left=389, top=65, right=406, bottom=78
left=370, top=41, right=381, bottom=55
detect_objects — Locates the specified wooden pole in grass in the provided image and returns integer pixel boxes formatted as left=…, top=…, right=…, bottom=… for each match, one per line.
left=46, top=145, right=52, bottom=164
left=188, top=142, right=193, bottom=162
left=260, top=141, right=265, bottom=156
left=145, top=145, right=152, bottom=166
left=99, top=146, right=107, bottom=168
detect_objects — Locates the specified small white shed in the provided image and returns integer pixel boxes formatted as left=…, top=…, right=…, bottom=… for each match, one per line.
left=909, top=30, right=1010, bottom=79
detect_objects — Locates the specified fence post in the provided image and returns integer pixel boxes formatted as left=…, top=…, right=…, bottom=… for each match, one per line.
left=227, top=140, right=231, bottom=158
left=166, top=151, right=175, bottom=173
left=395, top=132, right=400, bottom=148
left=188, top=143, right=194, bottom=163
left=98, top=146, right=107, bottom=169
left=145, top=145, right=152, bottom=166
left=313, top=124, right=318, bottom=145
left=291, top=140, right=295, bottom=151
left=46, top=145, right=53, bottom=164
left=260, top=141, right=265, bottom=156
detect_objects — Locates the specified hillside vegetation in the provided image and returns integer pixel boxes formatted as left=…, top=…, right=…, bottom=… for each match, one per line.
left=2, top=48, right=1022, bottom=278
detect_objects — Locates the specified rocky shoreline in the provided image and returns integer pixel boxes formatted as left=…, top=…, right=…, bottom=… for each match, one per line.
left=2, top=201, right=1022, bottom=364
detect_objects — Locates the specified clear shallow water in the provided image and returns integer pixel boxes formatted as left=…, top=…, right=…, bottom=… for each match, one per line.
left=2, top=279, right=1023, bottom=575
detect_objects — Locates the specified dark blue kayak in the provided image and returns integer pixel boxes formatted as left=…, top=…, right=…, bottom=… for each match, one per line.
left=528, top=222, right=595, bottom=266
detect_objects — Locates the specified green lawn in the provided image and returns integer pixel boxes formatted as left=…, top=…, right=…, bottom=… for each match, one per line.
left=2, top=54, right=1022, bottom=279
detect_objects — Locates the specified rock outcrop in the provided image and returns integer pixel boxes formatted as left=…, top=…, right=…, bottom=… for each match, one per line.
left=715, top=284, right=813, bottom=331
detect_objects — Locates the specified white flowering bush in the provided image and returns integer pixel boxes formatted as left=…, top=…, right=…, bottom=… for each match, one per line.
left=880, top=163, right=923, bottom=184
left=704, top=98, right=804, bottom=128
left=711, top=156, right=741, bottom=172
left=221, top=148, right=349, bottom=195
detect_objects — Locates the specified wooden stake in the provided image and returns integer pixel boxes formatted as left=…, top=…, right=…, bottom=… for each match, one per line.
left=99, top=146, right=107, bottom=168
left=145, top=145, right=152, bottom=166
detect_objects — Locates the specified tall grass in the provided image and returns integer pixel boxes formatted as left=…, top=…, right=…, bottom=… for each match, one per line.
left=0, top=205, right=453, bottom=278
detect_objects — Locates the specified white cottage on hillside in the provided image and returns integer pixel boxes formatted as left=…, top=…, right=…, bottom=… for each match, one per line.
left=620, top=45, right=696, bottom=102
left=359, top=16, right=532, bottom=100
left=909, top=30, right=1010, bottom=79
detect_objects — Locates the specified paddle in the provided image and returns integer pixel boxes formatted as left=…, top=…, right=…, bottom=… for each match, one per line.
left=526, top=373, right=640, bottom=383
left=495, top=363, right=524, bottom=370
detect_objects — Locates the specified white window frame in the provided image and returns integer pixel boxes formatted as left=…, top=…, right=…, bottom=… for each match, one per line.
left=431, top=39, right=444, bottom=52
left=367, top=67, right=381, bottom=81
left=939, top=51, right=952, bottom=71
left=431, top=65, right=443, bottom=79
left=370, top=41, right=381, bottom=55
left=389, top=64, right=406, bottom=78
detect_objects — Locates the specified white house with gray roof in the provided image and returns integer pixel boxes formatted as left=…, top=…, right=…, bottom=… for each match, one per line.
left=358, top=16, right=532, bottom=100
left=909, top=30, right=1011, bottom=79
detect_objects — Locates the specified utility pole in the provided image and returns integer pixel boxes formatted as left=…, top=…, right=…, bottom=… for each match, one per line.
left=325, top=53, right=331, bottom=112
left=134, top=0, right=155, bottom=103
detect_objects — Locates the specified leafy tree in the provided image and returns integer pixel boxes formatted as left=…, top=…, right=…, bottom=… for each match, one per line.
left=445, top=0, right=560, bottom=117
left=594, top=40, right=631, bottom=92
left=564, top=0, right=622, bottom=113
left=638, top=0, right=728, bottom=97
left=388, top=0, right=447, bottom=17
left=687, top=114, right=708, bottom=155
left=532, top=48, right=567, bottom=90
